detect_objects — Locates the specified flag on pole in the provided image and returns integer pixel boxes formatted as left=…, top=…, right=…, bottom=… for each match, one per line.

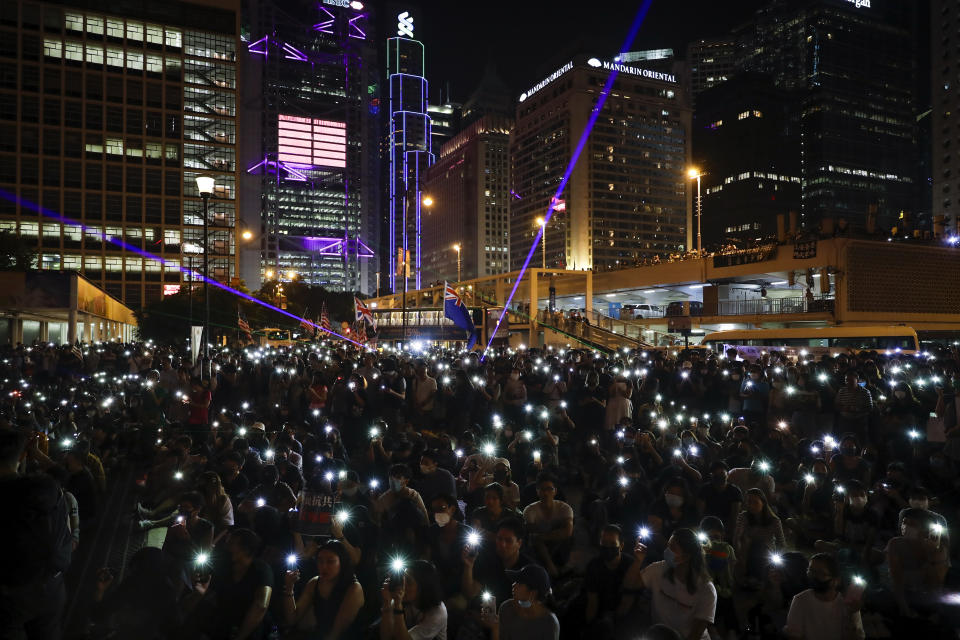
left=355, top=296, right=376, bottom=329
left=238, top=308, right=252, bottom=341
left=320, top=303, right=332, bottom=334
left=299, top=307, right=315, bottom=337
left=444, top=282, right=478, bottom=349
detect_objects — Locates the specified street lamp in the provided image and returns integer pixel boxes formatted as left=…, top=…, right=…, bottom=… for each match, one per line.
left=241, top=229, right=253, bottom=241
left=687, top=168, right=703, bottom=256
left=535, top=216, right=547, bottom=269
left=452, top=243, right=461, bottom=282
left=195, top=175, right=215, bottom=378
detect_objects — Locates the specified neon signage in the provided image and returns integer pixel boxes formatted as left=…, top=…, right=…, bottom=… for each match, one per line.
left=844, top=0, right=870, bottom=7
left=598, top=60, right=676, bottom=83
left=519, top=61, right=573, bottom=103
left=278, top=115, right=347, bottom=169
left=397, top=11, right=414, bottom=37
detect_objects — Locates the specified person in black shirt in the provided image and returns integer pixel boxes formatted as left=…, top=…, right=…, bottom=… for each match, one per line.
left=461, top=518, right=535, bottom=606
left=190, top=528, right=273, bottom=640
left=697, top=461, right=743, bottom=539
left=583, top=524, right=635, bottom=635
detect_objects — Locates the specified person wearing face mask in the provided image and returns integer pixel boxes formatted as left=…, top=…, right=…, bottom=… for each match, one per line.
left=885, top=508, right=950, bottom=621
left=480, top=564, right=559, bottom=640
left=783, top=553, right=864, bottom=640
left=425, top=493, right=467, bottom=600
left=581, top=525, right=635, bottom=635
left=697, top=461, right=743, bottom=540
left=413, top=450, right=456, bottom=507
left=648, top=478, right=699, bottom=556
left=814, top=481, right=880, bottom=567
left=623, top=528, right=717, bottom=640
left=373, top=463, right=429, bottom=530
left=898, top=487, right=950, bottom=552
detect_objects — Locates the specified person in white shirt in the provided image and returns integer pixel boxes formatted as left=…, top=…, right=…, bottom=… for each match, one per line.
left=623, top=527, right=717, bottom=640
left=784, top=553, right=864, bottom=640
left=380, top=559, right=448, bottom=640
left=522, top=473, right=574, bottom=579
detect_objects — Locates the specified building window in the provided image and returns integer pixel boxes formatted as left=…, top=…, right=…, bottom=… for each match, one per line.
left=106, top=19, right=124, bottom=40
left=43, top=39, right=62, bottom=58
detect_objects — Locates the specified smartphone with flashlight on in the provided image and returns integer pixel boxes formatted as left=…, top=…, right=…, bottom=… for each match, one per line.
left=480, top=591, right=497, bottom=616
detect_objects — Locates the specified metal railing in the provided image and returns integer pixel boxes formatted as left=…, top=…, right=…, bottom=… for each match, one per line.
left=716, top=295, right=834, bottom=316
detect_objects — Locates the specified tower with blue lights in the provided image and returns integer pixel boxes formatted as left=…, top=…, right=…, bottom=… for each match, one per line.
left=386, top=13, right=432, bottom=292
left=239, top=0, right=380, bottom=293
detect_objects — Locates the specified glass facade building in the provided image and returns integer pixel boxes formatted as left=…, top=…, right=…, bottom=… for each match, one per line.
left=0, top=0, right=240, bottom=307
left=510, top=56, right=691, bottom=272
left=240, top=0, right=378, bottom=293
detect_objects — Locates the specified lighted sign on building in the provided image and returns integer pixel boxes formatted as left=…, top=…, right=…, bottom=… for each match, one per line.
left=397, top=11, right=414, bottom=37
left=277, top=114, right=347, bottom=168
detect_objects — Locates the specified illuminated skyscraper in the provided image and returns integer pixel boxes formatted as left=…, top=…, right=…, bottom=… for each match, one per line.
left=386, top=18, right=432, bottom=291
left=933, top=0, right=959, bottom=233
left=510, top=56, right=691, bottom=272
left=0, top=0, right=241, bottom=307
left=240, top=0, right=379, bottom=293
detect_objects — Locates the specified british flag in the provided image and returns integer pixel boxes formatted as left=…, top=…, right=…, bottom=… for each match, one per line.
left=354, top=296, right=375, bottom=329
left=354, top=321, right=367, bottom=344
left=444, top=281, right=477, bottom=349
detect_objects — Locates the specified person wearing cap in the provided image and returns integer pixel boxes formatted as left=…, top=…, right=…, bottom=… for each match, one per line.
left=480, top=564, right=559, bottom=640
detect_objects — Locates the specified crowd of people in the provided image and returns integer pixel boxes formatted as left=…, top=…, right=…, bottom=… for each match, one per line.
left=1, top=337, right=959, bottom=640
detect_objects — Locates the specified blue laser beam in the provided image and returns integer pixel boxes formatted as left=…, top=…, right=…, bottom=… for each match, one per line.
left=482, top=0, right=655, bottom=355
left=0, top=188, right=368, bottom=349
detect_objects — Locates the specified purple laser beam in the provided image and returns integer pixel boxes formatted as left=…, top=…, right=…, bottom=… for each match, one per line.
left=0, top=188, right=368, bottom=349
left=482, top=0, right=654, bottom=356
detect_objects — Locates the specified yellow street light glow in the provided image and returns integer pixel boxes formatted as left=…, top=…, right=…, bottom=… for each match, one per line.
left=265, top=269, right=274, bottom=279
left=287, top=270, right=297, bottom=280
left=687, top=167, right=701, bottom=179
left=241, top=230, right=253, bottom=240
left=421, top=195, right=434, bottom=207
left=535, top=216, right=546, bottom=227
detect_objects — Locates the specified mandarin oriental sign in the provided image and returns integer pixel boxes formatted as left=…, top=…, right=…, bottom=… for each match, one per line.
left=599, top=60, right=676, bottom=84
left=519, top=61, right=574, bottom=103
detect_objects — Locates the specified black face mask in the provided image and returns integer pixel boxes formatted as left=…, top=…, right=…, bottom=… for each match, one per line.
left=599, top=546, right=619, bottom=562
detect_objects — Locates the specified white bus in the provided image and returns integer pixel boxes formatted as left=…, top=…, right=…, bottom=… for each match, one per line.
left=702, top=325, right=920, bottom=359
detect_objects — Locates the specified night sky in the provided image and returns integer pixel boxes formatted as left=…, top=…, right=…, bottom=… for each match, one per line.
left=417, top=0, right=770, bottom=102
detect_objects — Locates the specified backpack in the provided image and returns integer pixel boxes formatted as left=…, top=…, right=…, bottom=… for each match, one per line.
left=0, top=474, right=72, bottom=586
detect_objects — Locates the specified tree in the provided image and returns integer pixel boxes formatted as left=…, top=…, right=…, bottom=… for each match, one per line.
left=0, top=231, right=38, bottom=271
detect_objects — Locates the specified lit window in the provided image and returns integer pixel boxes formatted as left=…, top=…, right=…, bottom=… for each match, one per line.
left=64, top=13, right=84, bottom=32
left=738, top=111, right=749, bottom=120
left=43, top=39, right=62, bottom=58
left=106, top=48, right=124, bottom=68
left=64, top=42, right=83, bottom=62
left=126, top=51, right=143, bottom=71
left=126, top=22, right=143, bottom=41
left=85, top=45, right=104, bottom=65
left=106, top=19, right=124, bottom=39
left=87, top=16, right=103, bottom=36
left=146, top=25, right=163, bottom=45
left=106, top=138, right=123, bottom=155
left=146, top=55, right=163, bottom=73
left=165, top=29, right=182, bottom=49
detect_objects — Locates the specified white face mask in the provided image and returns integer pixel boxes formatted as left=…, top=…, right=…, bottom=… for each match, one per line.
left=434, top=512, right=451, bottom=527
left=665, top=494, right=684, bottom=508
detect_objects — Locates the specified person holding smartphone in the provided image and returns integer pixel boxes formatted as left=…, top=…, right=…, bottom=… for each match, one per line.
left=481, top=564, right=559, bottom=640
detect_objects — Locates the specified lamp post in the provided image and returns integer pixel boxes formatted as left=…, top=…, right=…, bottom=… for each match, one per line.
left=687, top=168, right=703, bottom=255
left=453, top=243, right=461, bottom=282
left=535, top=216, right=547, bottom=269
left=196, top=176, right=215, bottom=378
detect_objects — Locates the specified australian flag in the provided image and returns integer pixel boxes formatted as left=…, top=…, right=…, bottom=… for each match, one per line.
left=444, top=282, right=478, bottom=349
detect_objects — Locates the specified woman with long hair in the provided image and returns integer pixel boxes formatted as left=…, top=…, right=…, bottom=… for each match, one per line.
left=379, top=559, right=447, bottom=640
left=623, top=527, right=717, bottom=640
left=281, top=540, right=365, bottom=639
left=734, top=487, right=786, bottom=587
left=198, top=470, right=234, bottom=534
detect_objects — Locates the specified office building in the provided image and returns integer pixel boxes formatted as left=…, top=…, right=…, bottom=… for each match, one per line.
left=461, top=62, right=513, bottom=127
left=427, top=101, right=460, bottom=149
left=386, top=27, right=432, bottom=291
left=686, top=38, right=740, bottom=100
left=0, top=0, right=240, bottom=307
left=740, top=0, right=917, bottom=232
left=422, top=114, right=512, bottom=284
left=240, top=0, right=378, bottom=293
left=693, top=73, right=801, bottom=245
left=933, top=0, right=959, bottom=233
left=510, top=55, right=691, bottom=272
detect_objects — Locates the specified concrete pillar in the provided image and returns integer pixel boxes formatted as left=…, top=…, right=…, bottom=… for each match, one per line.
left=495, top=276, right=505, bottom=307
left=39, top=322, right=49, bottom=342
left=11, top=317, right=23, bottom=346
left=67, top=309, right=78, bottom=345
left=83, top=316, right=92, bottom=343
left=529, top=270, right=539, bottom=332
left=585, top=271, right=593, bottom=315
